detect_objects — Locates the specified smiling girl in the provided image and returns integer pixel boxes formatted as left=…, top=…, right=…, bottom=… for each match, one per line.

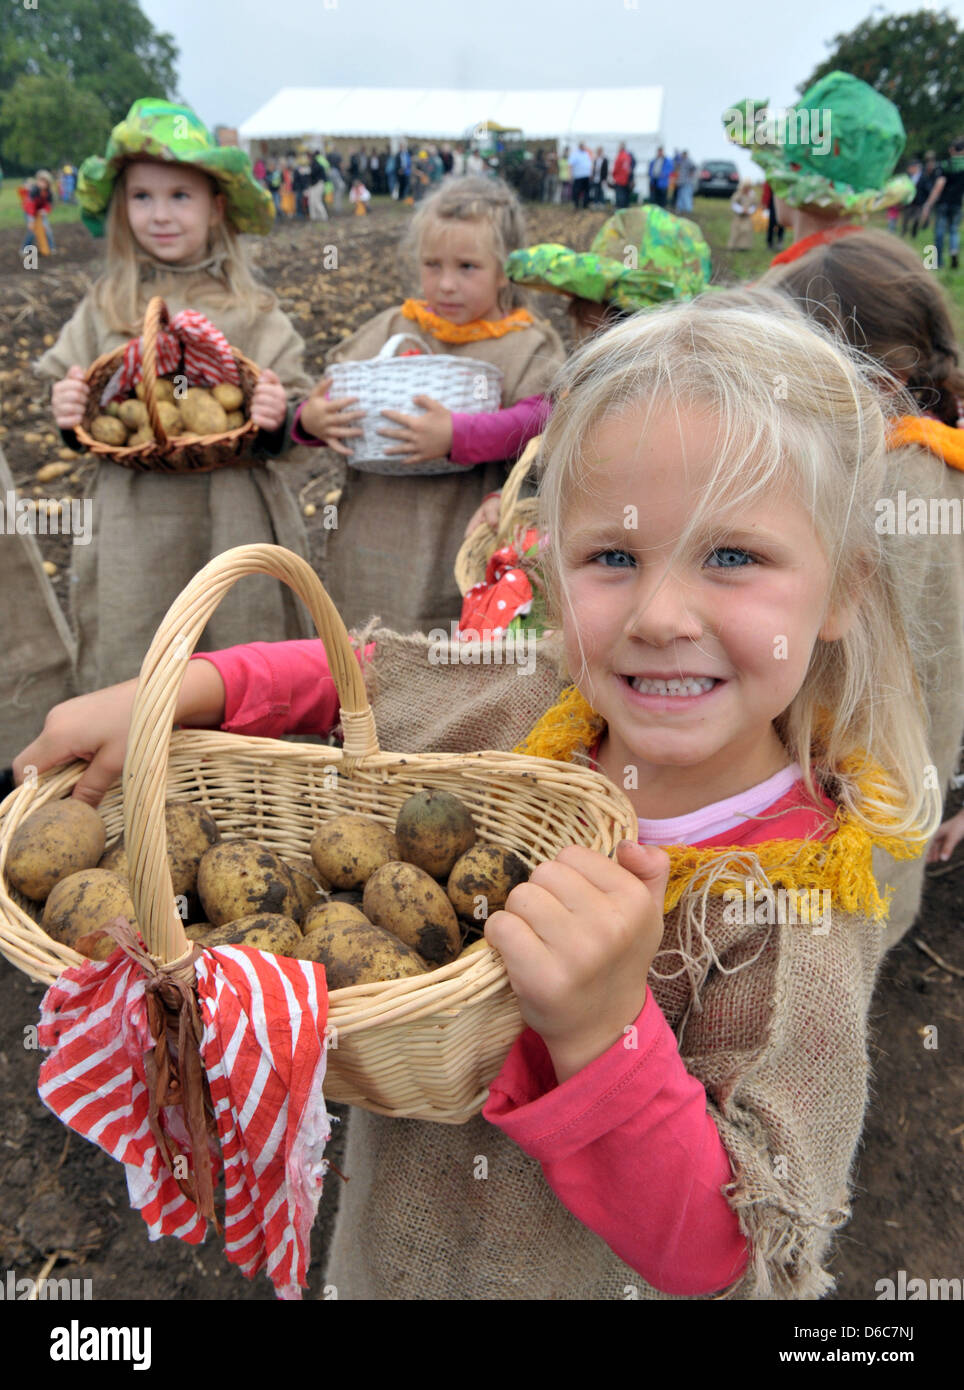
left=293, top=175, right=565, bottom=633
left=18, top=300, right=938, bottom=1299
left=36, top=99, right=314, bottom=696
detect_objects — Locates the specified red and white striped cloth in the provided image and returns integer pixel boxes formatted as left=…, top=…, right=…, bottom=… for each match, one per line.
left=101, top=309, right=241, bottom=405
left=37, top=943, right=331, bottom=1300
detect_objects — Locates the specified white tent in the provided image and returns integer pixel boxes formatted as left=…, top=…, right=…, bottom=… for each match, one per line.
left=239, top=87, right=663, bottom=193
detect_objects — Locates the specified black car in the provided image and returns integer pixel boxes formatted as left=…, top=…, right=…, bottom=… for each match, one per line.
left=698, top=160, right=740, bottom=197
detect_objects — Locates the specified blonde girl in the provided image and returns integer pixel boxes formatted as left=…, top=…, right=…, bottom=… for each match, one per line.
left=37, top=99, right=314, bottom=696
left=293, top=174, right=565, bottom=633
left=18, top=300, right=938, bottom=1299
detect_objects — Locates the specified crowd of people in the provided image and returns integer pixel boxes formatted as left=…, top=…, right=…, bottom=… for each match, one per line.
left=4, top=72, right=964, bottom=1304
left=897, top=137, right=964, bottom=268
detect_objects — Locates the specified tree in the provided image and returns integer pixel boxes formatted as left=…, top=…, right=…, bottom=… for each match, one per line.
left=0, top=72, right=112, bottom=170
left=799, top=8, right=964, bottom=159
left=0, top=0, right=178, bottom=127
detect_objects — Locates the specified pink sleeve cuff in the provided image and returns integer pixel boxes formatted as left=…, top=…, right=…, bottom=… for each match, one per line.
left=483, top=991, right=749, bottom=1296
left=290, top=398, right=324, bottom=447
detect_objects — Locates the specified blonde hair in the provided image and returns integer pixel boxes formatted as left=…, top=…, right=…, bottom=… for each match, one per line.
left=539, top=295, right=940, bottom=841
left=404, top=174, right=529, bottom=313
left=93, top=161, right=274, bottom=333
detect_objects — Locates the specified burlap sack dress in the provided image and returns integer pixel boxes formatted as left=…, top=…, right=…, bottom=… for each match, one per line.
left=872, top=443, right=964, bottom=950
left=321, top=307, right=566, bottom=634
left=34, top=259, right=315, bottom=694
left=317, top=630, right=897, bottom=1301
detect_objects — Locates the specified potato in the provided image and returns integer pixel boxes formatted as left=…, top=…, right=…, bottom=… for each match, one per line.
left=395, top=789, right=476, bottom=879
left=97, top=802, right=219, bottom=899
left=212, top=382, right=244, bottom=412
left=6, top=799, right=106, bottom=901
left=197, top=840, right=298, bottom=927
left=447, top=844, right=530, bottom=922
left=179, top=388, right=228, bottom=436
left=363, top=861, right=460, bottom=965
left=154, top=379, right=176, bottom=404
left=302, top=900, right=369, bottom=935
left=294, top=904, right=428, bottom=988
left=224, top=410, right=245, bottom=430
left=106, top=400, right=122, bottom=418
left=284, top=855, right=329, bottom=922
left=201, top=913, right=301, bottom=953
left=126, top=424, right=154, bottom=447
left=42, top=868, right=135, bottom=960
left=118, top=398, right=148, bottom=429
left=155, top=400, right=183, bottom=434
left=458, top=938, right=489, bottom=959
left=89, top=414, right=128, bottom=446
left=310, top=815, right=398, bottom=891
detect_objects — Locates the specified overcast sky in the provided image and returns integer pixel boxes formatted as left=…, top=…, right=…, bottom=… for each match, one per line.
left=139, top=0, right=964, bottom=172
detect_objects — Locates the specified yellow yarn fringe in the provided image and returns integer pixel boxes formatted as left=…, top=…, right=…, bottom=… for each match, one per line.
left=514, top=686, right=924, bottom=921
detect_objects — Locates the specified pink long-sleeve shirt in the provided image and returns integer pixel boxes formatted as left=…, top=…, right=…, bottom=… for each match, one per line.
left=187, top=639, right=834, bottom=1295
left=290, top=395, right=550, bottom=467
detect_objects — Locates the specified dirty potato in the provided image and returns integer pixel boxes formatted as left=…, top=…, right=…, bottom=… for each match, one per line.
left=197, top=840, right=299, bottom=927
left=118, top=398, right=149, bottom=429
left=224, top=410, right=245, bottom=430
left=179, top=388, right=228, bottom=436
left=6, top=799, right=106, bottom=902
left=89, top=414, right=128, bottom=446
left=201, top=914, right=301, bottom=953
left=155, top=400, right=183, bottom=434
left=284, top=855, right=330, bottom=922
left=295, top=904, right=428, bottom=988
left=309, top=815, right=398, bottom=891
left=212, top=382, right=244, bottom=412
left=447, top=844, right=530, bottom=922
left=395, top=788, right=476, bottom=879
left=165, top=801, right=220, bottom=897
left=42, top=868, right=135, bottom=960
left=363, top=861, right=460, bottom=965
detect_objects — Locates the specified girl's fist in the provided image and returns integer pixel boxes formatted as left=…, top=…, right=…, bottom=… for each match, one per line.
left=51, top=365, right=89, bottom=429
left=249, top=368, right=288, bottom=431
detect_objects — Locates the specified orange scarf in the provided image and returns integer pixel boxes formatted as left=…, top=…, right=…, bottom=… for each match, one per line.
left=400, top=298, right=534, bottom=343
left=888, top=416, right=964, bottom=471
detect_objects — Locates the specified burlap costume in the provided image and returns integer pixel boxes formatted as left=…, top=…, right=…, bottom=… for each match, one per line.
left=34, top=260, right=315, bottom=694
left=321, top=307, right=565, bottom=634
left=318, top=629, right=897, bottom=1300
left=873, top=444, right=964, bottom=951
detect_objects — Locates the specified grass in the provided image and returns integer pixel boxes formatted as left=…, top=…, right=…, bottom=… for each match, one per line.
left=0, top=179, right=83, bottom=230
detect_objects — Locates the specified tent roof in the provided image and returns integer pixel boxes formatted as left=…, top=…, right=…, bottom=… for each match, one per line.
left=239, top=87, right=662, bottom=141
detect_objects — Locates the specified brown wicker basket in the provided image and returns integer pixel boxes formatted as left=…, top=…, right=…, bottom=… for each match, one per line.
left=0, top=544, right=636, bottom=1123
left=454, top=434, right=542, bottom=596
left=74, top=296, right=261, bottom=474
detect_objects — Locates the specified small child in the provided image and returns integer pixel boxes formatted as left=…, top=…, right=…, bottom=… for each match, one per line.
left=19, top=170, right=55, bottom=255
left=293, top=174, right=565, bottom=633
left=727, top=180, right=757, bottom=250
left=349, top=178, right=370, bottom=215
left=19, top=300, right=938, bottom=1297
left=765, top=229, right=964, bottom=948
left=36, top=99, right=315, bottom=695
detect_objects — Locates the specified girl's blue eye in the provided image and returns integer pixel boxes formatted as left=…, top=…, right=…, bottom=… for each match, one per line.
left=707, top=546, right=754, bottom=568
left=594, top=549, right=635, bottom=568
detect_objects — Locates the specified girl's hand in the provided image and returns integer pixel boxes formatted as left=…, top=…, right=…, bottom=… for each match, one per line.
left=249, top=368, right=288, bottom=431
left=12, top=661, right=226, bottom=808
left=463, top=491, right=502, bottom=538
left=51, top=365, right=89, bottom=430
left=485, top=841, right=670, bottom=1084
left=927, top=808, right=964, bottom=863
left=298, top=376, right=364, bottom=457
left=378, top=395, right=453, bottom=463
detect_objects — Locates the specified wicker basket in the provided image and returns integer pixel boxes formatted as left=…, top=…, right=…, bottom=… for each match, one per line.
left=0, top=545, right=636, bottom=1124
left=454, top=435, right=543, bottom=596
left=74, top=296, right=261, bottom=474
left=327, top=331, right=503, bottom=476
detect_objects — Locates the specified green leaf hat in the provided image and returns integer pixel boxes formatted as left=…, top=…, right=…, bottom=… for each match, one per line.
left=505, top=205, right=711, bottom=311
left=723, top=71, right=914, bottom=215
left=77, top=98, right=275, bottom=237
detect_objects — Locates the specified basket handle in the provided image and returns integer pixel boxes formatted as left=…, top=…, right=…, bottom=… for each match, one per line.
left=139, top=296, right=172, bottom=447
left=377, top=332, right=431, bottom=359
left=495, top=434, right=542, bottom=545
left=122, top=544, right=378, bottom=964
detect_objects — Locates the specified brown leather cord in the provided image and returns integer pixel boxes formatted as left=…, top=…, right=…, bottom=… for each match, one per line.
left=100, top=917, right=222, bottom=1233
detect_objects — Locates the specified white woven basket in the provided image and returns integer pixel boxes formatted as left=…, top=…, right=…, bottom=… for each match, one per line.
left=327, top=332, right=503, bottom=475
